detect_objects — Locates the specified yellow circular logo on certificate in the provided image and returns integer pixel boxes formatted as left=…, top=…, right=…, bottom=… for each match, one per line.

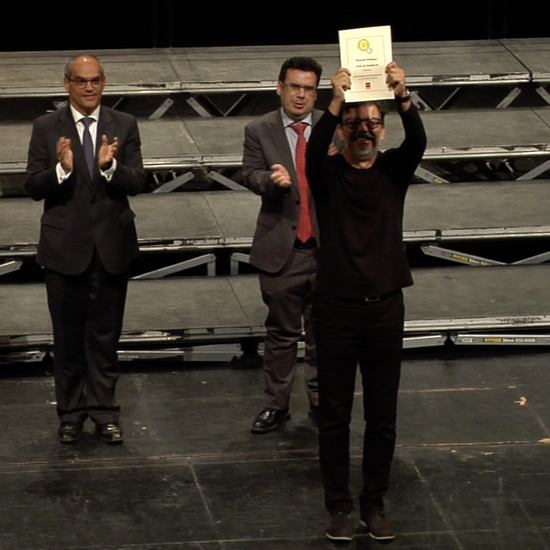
left=358, top=39, right=370, bottom=51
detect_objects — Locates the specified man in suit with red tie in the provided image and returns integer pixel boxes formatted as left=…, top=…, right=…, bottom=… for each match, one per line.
left=242, top=57, right=323, bottom=433
left=26, top=54, right=146, bottom=444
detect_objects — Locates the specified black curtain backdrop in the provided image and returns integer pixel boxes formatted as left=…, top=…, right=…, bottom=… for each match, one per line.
left=1, top=1, right=545, bottom=53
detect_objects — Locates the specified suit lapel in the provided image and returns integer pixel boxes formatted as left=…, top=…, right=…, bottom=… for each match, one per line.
left=311, top=109, right=322, bottom=125
left=270, top=111, right=299, bottom=200
left=97, top=107, right=116, bottom=155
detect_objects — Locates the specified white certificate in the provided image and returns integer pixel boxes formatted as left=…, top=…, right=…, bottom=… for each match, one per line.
left=338, top=25, right=393, bottom=103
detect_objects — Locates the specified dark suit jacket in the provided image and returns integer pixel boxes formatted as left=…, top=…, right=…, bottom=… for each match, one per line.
left=242, top=108, right=322, bottom=274
left=25, top=105, right=146, bottom=276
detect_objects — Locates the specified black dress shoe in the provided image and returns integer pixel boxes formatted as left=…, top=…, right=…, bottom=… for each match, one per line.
left=251, top=408, right=290, bottom=433
left=58, top=421, right=83, bottom=443
left=96, top=422, right=124, bottom=444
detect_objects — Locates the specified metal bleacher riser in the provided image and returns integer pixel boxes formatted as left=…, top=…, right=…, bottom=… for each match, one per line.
left=2, top=181, right=550, bottom=256
left=1, top=39, right=550, bottom=358
left=2, top=107, right=550, bottom=178
left=0, top=39, right=548, bottom=98
left=1, top=38, right=550, bottom=179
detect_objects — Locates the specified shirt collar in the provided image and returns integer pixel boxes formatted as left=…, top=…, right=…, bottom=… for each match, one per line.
left=69, top=104, right=101, bottom=124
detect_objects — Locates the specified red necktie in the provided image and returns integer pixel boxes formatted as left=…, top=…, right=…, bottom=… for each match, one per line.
left=290, top=122, right=313, bottom=243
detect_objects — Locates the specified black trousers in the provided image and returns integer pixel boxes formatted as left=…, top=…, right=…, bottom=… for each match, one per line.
left=314, top=290, right=404, bottom=515
left=44, top=252, right=128, bottom=425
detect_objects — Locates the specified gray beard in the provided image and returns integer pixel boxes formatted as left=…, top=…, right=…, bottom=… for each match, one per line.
left=351, top=147, right=377, bottom=161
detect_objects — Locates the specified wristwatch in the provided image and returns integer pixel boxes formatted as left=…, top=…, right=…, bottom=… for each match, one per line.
left=395, top=90, right=411, bottom=103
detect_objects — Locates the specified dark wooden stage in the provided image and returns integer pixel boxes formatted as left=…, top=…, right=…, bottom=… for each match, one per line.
left=1, top=348, right=550, bottom=549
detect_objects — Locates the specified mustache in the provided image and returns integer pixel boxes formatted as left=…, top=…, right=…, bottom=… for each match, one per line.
left=351, top=131, right=375, bottom=142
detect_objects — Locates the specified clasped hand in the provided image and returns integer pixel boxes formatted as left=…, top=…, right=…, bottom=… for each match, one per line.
left=56, top=134, right=119, bottom=173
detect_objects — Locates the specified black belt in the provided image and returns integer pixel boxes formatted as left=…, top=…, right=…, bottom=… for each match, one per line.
left=293, top=237, right=317, bottom=250
left=364, top=289, right=401, bottom=302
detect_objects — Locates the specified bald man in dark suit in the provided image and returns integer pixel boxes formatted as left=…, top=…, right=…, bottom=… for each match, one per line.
left=26, top=54, right=146, bottom=444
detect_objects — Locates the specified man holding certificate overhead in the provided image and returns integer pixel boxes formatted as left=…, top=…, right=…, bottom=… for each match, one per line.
left=306, top=61, right=426, bottom=541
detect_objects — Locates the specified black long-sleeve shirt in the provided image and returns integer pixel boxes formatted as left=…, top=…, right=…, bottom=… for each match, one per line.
left=306, top=104, right=427, bottom=298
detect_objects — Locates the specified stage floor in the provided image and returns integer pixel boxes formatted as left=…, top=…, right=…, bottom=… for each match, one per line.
left=1, top=348, right=549, bottom=549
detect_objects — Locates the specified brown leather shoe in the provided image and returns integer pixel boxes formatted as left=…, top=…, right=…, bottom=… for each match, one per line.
left=325, top=512, right=354, bottom=541
left=360, top=510, right=395, bottom=541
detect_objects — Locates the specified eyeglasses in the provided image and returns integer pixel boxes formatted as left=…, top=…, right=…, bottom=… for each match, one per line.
left=67, top=77, right=104, bottom=89
left=281, top=82, right=317, bottom=95
left=342, top=117, right=383, bottom=131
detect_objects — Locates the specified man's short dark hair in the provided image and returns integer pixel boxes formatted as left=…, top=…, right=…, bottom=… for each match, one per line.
left=278, top=57, right=322, bottom=86
left=339, top=101, right=389, bottom=125
left=64, top=54, right=105, bottom=79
